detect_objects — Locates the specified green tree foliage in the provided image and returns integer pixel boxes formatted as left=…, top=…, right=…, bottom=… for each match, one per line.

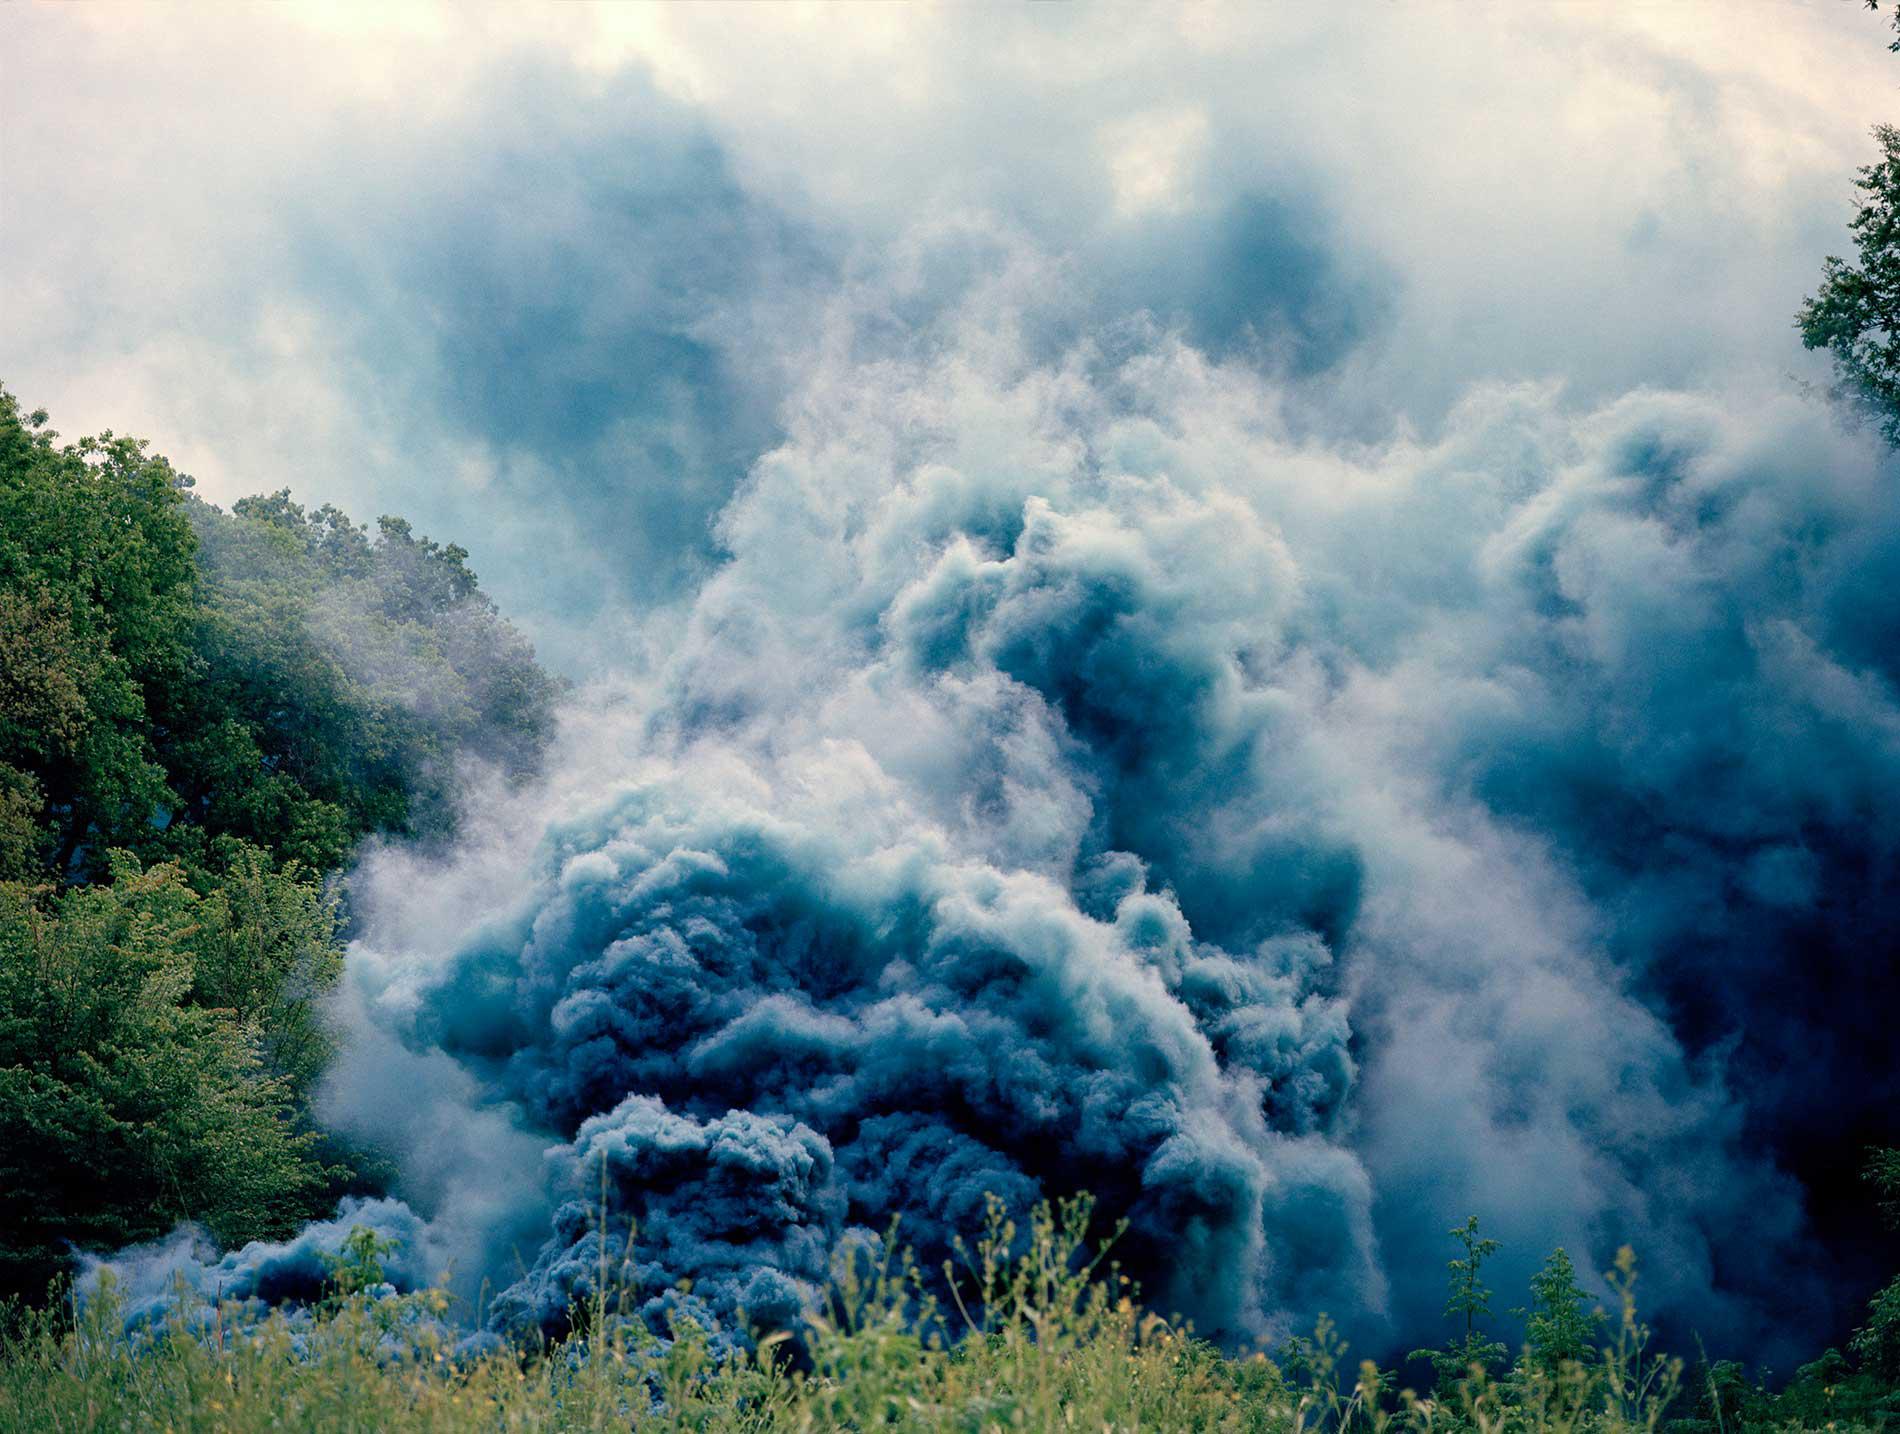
left=0, top=385, right=560, bottom=1299
left=1516, top=1247, right=1602, bottom=1376
left=322, top=1224, right=398, bottom=1302
left=1798, top=124, right=1900, bottom=444
left=1869, top=1145, right=1900, bottom=1228
left=182, top=490, right=562, bottom=856
left=1408, top=1215, right=1510, bottom=1394
left=0, top=385, right=562, bottom=885
left=1869, top=0, right=1900, bottom=54
left=1853, top=1148, right=1900, bottom=1381
left=1677, top=1357, right=1754, bottom=1434
left=0, top=391, right=194, bottom=878
left=0, top=855, right=333, bottom=1298
left=1653, top=1149, right=1900, bottom=1432
left=184, top=842, right=344, bottom=1099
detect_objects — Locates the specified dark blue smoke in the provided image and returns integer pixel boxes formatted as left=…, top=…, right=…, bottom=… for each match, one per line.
left=419, top=777, right=1365, bottom=1343
left=486, top=1098, right=844, bottom=1343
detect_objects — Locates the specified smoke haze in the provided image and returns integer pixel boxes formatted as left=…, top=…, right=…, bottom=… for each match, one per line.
left=306, top=282, right=1897, bottom=1359
left=10, top=0, right=1896, bottom=1368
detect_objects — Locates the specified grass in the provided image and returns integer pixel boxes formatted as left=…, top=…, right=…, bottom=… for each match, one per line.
left=0, top=1196, right=1893, bottom=1433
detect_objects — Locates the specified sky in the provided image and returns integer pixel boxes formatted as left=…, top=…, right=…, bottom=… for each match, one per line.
left=12, top=0, right=1900, bottom=1365
left=3, top=2, right=1891, bottom=672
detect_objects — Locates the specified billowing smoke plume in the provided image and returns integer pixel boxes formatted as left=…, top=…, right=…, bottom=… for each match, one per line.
left=105, top=256, right=1900, bottom=1361
left=83, top=1199, right=444, bottom=1332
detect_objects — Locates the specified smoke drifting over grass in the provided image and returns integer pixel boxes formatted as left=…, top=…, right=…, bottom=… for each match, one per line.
left=82, top=1199, right=444, bottom=1333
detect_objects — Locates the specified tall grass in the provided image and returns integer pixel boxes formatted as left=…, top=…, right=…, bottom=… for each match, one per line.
left=0, top=1196, right=1888, bottom=1432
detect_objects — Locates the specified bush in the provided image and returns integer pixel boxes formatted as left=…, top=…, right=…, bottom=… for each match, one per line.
left=0, top=857, right=338, bottom=1300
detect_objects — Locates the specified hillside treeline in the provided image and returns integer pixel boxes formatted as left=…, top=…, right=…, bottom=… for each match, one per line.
left=0, top=385, right=561, bottom=1301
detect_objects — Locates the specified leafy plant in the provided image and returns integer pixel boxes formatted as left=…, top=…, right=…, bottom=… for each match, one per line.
left=1408, top=1215, right=1510, bottom=1395
left=1798, top=123, right=1900, bottom=444
left=1516, top=1247, right=1602, bottom=1377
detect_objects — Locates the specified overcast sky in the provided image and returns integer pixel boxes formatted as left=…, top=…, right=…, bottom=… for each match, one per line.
left=3, top=2, right=1892, bottom=667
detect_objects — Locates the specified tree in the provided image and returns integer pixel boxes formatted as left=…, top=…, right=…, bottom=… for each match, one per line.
left=0, top=387, right=561, bottom=1301
left=1517, top=1247, right=1603, bottom=1375
left=0, top=389, right=195, bottom=878
left=1798, top=124, right=1900, bottom=444
left=183, top=487, right=563, bottom=850
left=1853, top=1148, right=1900, bottom=1380
left=1409, top=1215, right=1510, bottom=1393
left=0, top=384, right=562, bottom=888
left=186, top=841, right=344, bottom=1097
left=323, top=1224, right=399, bottom=1301
left=1870, top=1145, right=1900, bottom=1228
left=1868, top=1, right=1900, bottom=54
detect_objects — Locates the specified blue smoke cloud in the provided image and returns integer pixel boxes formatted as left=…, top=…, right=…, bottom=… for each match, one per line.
left=271, top=58, right=830, bottom=644
left=33, top=6, right=1894, bottom=1346
left=159, top=277, right=1853, bottom=1366
left=487, top=1098, right=844, bottom=1342
left=84, top=276, right=1900, bottom=1362
left=384, top=755, right=1370, bottom=1342
left=6, top=11, right=1412, bottom=677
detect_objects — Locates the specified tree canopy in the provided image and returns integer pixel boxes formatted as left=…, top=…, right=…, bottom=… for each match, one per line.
left=0, top=385, right=560, bottom=1298
left=1798, top=123, right=1900, bottom=444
